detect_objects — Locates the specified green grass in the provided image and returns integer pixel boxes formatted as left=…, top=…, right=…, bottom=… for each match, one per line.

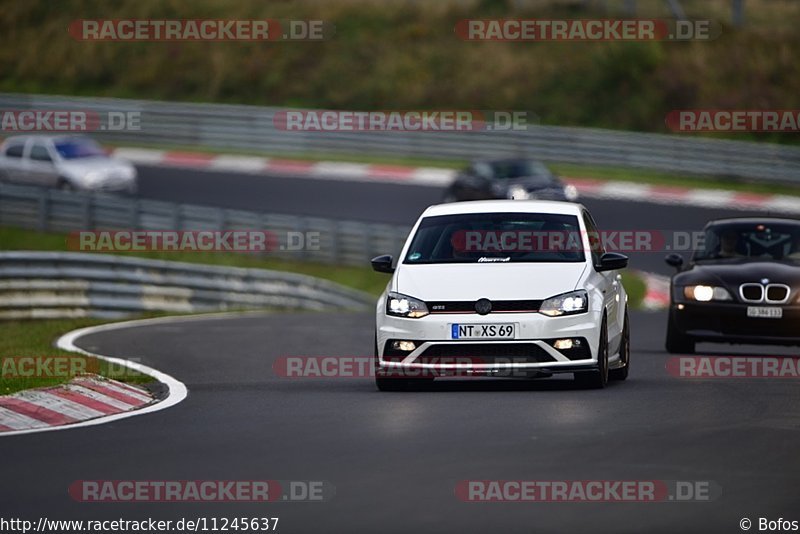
left=2, top=0, right=800, bottom=142
left=621, top=272, right=647, bottom=309
left=0, top=318, right=152, bottom=395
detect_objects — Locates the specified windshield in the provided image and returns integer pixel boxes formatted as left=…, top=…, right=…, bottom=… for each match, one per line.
left=403, top=212, right=585, bottom=264
left=477, top=160, right=555, bottom=181
left=53, top=138, right=106, bottom=159
left=694, top=223, right=800, bottom=262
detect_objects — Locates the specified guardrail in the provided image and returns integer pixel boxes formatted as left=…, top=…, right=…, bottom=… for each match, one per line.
left=0, top=182, right=411, bottom=267
left=0, top=251, right=374, bottom=319
left=1, top=93, right=800, bottom=184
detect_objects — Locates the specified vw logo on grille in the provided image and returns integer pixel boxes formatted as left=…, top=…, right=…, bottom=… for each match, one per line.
left=475, top=298, right=492, bottom=315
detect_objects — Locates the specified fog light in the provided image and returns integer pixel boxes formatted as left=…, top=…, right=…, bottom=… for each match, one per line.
left=554, top=339, right=574, bottom=350
left=393, top=340, right=417, bottom=352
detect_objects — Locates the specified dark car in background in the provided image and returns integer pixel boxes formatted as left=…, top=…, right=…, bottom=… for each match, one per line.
left=665, top=218, right=800, bottom=353
left=442, top=158, right=578, bottom=203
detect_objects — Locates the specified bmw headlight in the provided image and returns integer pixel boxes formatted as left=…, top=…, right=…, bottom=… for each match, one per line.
left=539, top=290, right=588, bottom=317
left=386, top=292, right=429, bottom=318
left=683, top=285, right=732, bottom=302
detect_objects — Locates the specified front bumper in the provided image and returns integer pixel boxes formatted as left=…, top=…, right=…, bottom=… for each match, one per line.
left=671, top=302, right=800, bottom=345
left=376, top=310, right=603, bottom=375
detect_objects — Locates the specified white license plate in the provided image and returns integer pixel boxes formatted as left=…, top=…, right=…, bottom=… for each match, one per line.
left=747, top=306, right=783, bottom=319
left=450, top=324, right=515, bottom=339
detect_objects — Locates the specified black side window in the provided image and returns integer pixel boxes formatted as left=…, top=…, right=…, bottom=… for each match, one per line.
left=29, top=144, right=52, bottom=162
left=5, top=144, right=24, bottom=158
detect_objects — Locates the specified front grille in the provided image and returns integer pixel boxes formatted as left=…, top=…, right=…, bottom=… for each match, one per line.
left=426, top=300, right=542, bottom=314
left=415, top=343, right=555, bottom=365
left=766, top=284, right=790, bottom=303
left=739, top=283, right=791, bottom=303
left=740, top=284, right=764, bottom=302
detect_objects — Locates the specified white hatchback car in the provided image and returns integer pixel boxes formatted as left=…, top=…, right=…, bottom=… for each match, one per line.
left=372, top=200, right=630, bottom=390
left=0, top=135, right=137, bottom=193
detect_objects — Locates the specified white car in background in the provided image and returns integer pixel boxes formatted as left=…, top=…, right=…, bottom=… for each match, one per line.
left=372, top=200, right=630, bottom=390
left=0, top=135, right=137, bottom=193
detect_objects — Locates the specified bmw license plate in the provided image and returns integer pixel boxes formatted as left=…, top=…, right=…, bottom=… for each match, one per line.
left=747, top=306, right=783, bottom=319
left=450, top=324, right=515, bottom=339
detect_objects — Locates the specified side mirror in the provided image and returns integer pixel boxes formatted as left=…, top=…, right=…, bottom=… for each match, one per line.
left=596, top=252, right=628, bottom=272
left=665, top=253, right=684, bottom=270
left=371, top=254, right=395, bottom=274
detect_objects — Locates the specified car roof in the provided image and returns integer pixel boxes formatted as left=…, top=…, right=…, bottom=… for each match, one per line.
left=420, top=200, right=586, bottom=217
left=706, top=217, right=800, bottom=228
left=472, top=158, right=543, bottom=165
left=1, top=134, right=90, bottom=145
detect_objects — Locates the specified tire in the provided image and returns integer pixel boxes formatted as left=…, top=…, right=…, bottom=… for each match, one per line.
left=665, top=313, right=695, bottom=354
left=609, top=310, right=630, bottom=381
left=57, top=178, right=75, bottom=192
left=574, top=316, right=609, bottom=389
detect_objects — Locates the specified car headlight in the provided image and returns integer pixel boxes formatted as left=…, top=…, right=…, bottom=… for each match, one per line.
left=119, top=165, right=136, bottom=180
left=683, top=285, right=732, bottom=302
left=564, top=184, right=579, bottom=201
left=508, top=185, right=530, bottom=200
left=386, top=292, right=429, bottom=318
left=539, top=290, right=588, bottom=317
left=84, top=171, right=105, bottom=184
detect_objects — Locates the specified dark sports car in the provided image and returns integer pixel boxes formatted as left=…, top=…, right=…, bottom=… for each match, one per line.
left=442, top=158, right=578, bottom=203
left=665, top=217, right=800, bottom=353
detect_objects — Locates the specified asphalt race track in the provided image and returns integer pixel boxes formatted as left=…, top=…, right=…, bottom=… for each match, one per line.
left=2, top=310, right=799, bottom=533
left=136, top=164, right=767, bottom=275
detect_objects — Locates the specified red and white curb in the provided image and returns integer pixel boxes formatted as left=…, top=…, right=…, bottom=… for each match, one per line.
left=0, top=376, right=153, bottom=433
left=114, top=147, right=800, bottom=214
left=0, top=315, right=190, bottom=437
left=639, top=271, right=670, bottom=311
left=114, top=147, right=455, bottom=187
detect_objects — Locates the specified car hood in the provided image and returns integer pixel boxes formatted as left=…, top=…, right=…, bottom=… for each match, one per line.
left=394, top=262, right=587, bottom=301
left=675, top=261, right=800, bottom=289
